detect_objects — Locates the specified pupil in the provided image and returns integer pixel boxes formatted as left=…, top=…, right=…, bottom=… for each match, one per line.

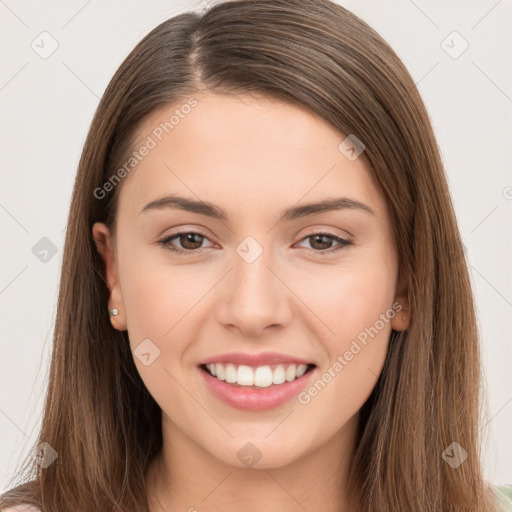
left=183, top=233, right=202, bottom=249
left=312, top=234, right=330, bottom=250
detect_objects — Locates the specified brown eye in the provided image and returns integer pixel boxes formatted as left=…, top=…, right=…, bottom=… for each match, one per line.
left=297, top=232, right=352, bottom=255
left=176, top=232, right=205, bottom=250
left=158, top=231, right=212, bottom=255
left=308, top=234, right=335, bottom=250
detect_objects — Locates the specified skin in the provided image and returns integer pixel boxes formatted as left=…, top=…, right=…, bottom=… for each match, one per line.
left=93, top=93, right=409, bottom=512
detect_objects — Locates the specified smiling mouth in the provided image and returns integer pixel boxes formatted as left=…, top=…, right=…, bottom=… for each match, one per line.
left=200, top=362, right=316, bottom=389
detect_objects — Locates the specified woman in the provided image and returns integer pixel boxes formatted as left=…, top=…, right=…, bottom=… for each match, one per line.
left=1, top=0, right=510, bottom=510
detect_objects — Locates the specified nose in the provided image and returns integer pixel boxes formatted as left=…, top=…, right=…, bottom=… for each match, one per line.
left=215, top=249, right=292, bottom=337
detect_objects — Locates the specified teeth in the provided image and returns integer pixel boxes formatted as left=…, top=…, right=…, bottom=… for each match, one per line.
left=296, top=364, right=308, bottom=377
left=254, top=366, right=273, bottom=388
left=205, top=362, right=311, bottom=387
left=225, top=363, right=237, bottom=383
left=273, top=365, right=286, bottom=385
left=215, top=363, right=225, bottom=381
left=285, top=364, right=297, bottom=381
left=237, top=365, right=255, bottom=386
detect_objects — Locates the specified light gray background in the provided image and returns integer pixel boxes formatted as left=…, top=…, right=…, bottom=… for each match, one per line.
left=1, top=0, right=511, bottom=493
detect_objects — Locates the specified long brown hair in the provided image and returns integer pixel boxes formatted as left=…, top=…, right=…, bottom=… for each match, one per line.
left=1, top=1, right=501, bottom=510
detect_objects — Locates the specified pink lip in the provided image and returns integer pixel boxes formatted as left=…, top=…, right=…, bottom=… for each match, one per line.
left=198, top=365, right=316, bottom=411
left=199, top=351, right=314, bottom=367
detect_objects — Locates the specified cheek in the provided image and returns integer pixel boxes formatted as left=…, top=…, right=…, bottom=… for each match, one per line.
left=297, top=294, right=393, bottom=436
left=117, top=255, right=201, bottom=410
left=300, top=253, right=396, bottom=404
left=303, top=254, right=397, bottom=342
left=117, top=238, right=202, bottom=339
left=314, top=277, right=393, bottom=386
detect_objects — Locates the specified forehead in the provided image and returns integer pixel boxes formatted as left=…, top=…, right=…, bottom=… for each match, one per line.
left=135, top=92, right=342, bottom=156
left=116, top=93, right=386, bottom=222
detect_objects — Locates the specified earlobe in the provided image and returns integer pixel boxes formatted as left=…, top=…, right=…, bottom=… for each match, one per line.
left=391, top=302, right=410, bottom=331
left=392, top=271, right=410, bottom=331
left=92, top=222, right=127, bottom=331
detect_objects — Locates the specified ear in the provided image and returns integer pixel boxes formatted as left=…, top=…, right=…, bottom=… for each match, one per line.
left=92, top=222, right=127, bottom=331
left=391, top=269, right=410, bottom=332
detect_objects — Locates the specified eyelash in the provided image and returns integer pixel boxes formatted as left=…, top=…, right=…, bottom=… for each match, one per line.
left=157, top=230, right=352, bottom=257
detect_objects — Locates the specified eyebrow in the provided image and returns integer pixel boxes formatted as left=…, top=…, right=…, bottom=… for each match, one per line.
left=140, top=194, right=376, bottom=222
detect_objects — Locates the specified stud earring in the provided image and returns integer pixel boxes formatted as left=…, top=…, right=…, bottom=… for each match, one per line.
left=108, top=308, right=120, bottom=328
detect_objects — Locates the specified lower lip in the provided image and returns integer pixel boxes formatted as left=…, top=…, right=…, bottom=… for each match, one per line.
left=198, top=365, right=316, bottom=411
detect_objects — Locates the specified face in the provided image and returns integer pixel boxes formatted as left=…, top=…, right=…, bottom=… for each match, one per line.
left=93, top=93, right=409, bottom=469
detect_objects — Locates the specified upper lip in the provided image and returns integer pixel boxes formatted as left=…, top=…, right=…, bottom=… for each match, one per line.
left=199, top=351, right=316, bottom=367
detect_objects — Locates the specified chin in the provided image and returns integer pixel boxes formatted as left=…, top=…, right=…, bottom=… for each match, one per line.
left=202, top=433, right=312, bottom=470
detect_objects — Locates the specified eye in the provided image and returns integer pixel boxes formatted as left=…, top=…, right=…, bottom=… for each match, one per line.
left=157, top=230, right=213, bottom=256
left=157, top=230, right=352, bottom=256
left=295, top=232, right=352, bottom=255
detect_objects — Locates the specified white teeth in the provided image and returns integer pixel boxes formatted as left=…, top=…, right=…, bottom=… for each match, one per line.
left=205, top=362, right=311, bottom=387
left=285, top=364, right=297, bottom=382
left=225, top=363, right=237, bottom=383
left=215, top=363, right=225, bottom=381
left=237, top=365, right=254, bottom=385
left=296, top=364, right=308, bottom=377
left=254, top=366, right=273, bottom=388
left=272, top=365, right=286, bottom=385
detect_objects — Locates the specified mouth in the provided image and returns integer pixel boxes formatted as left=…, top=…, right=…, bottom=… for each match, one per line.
left=197, top=351, right=318, bottom=411
left=198, top=361, right=317, bottom=411
left=199, top=362, right=317, bottom=389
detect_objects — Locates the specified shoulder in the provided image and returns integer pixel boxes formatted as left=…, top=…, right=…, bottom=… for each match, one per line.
left=493, top=484, right=512, bottom=512
left=1, top=505, right=41, bottom=512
